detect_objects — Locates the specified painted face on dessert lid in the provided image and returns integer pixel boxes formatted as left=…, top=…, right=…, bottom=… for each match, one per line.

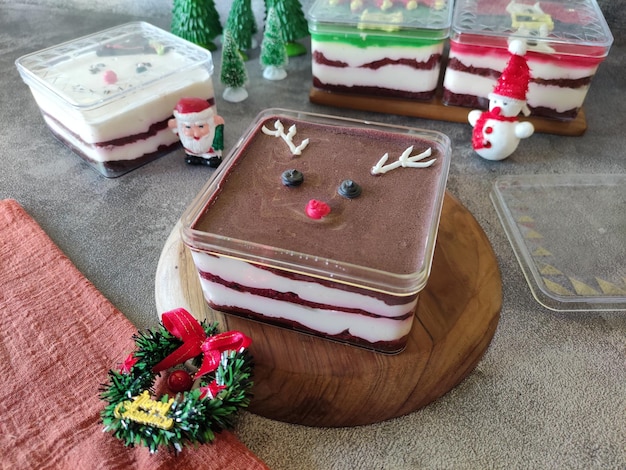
left=15, top=22, right=214, bottom=109
left=450, top=0, right=613, bottom=57
left=307, top=0, right=453, bottom=39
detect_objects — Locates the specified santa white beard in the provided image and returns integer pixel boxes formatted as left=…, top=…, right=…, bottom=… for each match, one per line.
left=177, top=125, right=215, bottom=156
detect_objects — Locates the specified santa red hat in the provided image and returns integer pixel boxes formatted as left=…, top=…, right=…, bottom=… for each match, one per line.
left=173, top=97, right=214, bottom=123
left=489, top=40, right=531, bottom=105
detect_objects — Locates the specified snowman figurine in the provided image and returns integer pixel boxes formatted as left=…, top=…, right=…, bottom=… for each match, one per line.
left=468, top=39, right=534, bottom=161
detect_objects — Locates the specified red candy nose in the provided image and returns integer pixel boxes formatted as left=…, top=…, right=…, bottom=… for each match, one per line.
left=305, top=199, right=330, bottom=219
left=103, top=70, right=118, bottom=84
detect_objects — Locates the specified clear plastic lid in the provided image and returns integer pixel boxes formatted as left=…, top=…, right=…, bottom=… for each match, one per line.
left=308, top=0, right=453, bottom=39
left=452, top=0, right=613, bottom=56
left=491, top=174, right=626, bottom=311
left=15, top=22, right=213, bottom=110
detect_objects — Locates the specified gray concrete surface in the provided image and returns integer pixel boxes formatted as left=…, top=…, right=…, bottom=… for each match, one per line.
left=1, top=3, right=624, bottom=469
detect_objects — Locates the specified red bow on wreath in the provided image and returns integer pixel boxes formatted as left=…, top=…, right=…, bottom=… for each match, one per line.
left=152, top=308, right=251, bottom=380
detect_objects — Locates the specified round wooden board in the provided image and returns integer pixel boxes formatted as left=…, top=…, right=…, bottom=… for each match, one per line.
left=155, top=192, right=502, bottom=427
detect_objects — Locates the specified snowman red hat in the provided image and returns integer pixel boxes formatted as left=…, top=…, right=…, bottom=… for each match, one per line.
left=173, top=97, right=214, bottom=123
left=488, top=39, right=532, bottom=116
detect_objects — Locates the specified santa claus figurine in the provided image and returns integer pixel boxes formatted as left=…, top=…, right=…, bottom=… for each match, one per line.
left=169, top=97, right=225, bottom=168
left=468, top=39, right=534, bottom=161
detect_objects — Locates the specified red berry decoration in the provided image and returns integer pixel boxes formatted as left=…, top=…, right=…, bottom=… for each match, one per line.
left=167, top=369, right=193, bottom=393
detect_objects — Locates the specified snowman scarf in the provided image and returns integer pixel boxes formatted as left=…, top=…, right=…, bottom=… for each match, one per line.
left=472, top=107, right=518, bottom=150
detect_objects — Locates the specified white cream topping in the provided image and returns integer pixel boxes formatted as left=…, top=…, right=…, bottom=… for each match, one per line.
left=371, top=146, right=435, bottom=175
left=261, top=120, right=310, bottom=156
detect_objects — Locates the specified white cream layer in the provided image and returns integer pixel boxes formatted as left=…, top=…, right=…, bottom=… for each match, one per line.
left=312, top=40, right=442, bottom=93
left=42, top=114, right=177, bottom=163
left=443, top=69, right=590, bottom=113
left=189, top=251, right=417, bottom=344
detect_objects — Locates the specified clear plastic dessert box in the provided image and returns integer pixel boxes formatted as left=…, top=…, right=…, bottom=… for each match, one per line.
left=307, top=0, right=453, bottom=102
left=442, top=0, right=613, bottom=121
left=15, top=22, right=215, bottom=177
left=181, top=109, right=451, bottom=354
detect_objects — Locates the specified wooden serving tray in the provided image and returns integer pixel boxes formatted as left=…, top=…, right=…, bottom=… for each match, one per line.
left=155, top=192, right=502, bottom=427
left=309, top=88, right=588, bottom=137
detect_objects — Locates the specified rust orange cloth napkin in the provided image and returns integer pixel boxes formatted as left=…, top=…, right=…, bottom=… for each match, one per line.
left=0, top=199, right=268, bottom=469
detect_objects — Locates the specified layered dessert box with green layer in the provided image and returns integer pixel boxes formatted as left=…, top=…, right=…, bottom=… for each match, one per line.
left=307, top=0, right=453, bottom=101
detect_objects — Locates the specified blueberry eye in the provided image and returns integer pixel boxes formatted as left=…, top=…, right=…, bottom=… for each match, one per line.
left=281, top=169, right=304, bottom=187
left=338, top=179, right=362, bottom=199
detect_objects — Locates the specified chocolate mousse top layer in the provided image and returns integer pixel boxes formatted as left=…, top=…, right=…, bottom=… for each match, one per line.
left=191, top=112, right=450, bottom=283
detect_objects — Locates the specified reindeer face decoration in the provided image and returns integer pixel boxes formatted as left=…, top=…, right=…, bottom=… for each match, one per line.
left=262, top=119, right=436, bottom=219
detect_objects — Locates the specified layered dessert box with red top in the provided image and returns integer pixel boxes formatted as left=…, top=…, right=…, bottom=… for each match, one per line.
left=16, top=22, right=215, bottom=177
left=181, top=109, right=451, bottom=354
left=442, top=0, right=613, bottom=121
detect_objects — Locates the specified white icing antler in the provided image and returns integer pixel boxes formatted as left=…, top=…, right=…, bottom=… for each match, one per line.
left=371, top=146, right=435, bottom=175
left=261, top=120, right=310, bottom=156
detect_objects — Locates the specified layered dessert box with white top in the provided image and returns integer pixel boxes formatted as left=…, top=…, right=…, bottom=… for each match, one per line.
left=442, top=0, right=613, bottom=121
left=307, top=0, right=453, bottom=102
left=181, top=109, right=451, bottom=354
left=16, top=22, right=215, bottom=177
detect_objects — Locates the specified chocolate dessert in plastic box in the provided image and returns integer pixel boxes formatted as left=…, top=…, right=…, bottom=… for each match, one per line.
left=15, top=22, right=215, bottom=177
left=442, top=0, right=613, bottom=121
left=181, top=109, right=451, bottom=354
left=307, top=0, right=453, bottom=102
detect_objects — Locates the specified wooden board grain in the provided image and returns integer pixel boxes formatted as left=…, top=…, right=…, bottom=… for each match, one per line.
left=155, top=192, right=502, bottom=427
left=309, top=88, right=588, bottom=137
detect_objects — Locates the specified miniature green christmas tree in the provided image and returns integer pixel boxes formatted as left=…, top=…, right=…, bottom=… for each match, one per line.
left=261, top=6, right=288, bottom=80
left=220, top=29, right=249, bottom=103
left=265, top=0, right=309, bottom=57
left=171, top=0, right=223, bottom=52
left=226, top=0, right=258, bottom=60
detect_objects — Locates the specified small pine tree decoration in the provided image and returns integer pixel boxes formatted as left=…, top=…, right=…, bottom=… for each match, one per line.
left=261, top=6, right=288, bottom=80
left=221, top=30, right=249, bottom=103
left=265, top=0, right=309, bottom=57
left=171, top=0, right=223, bottom=52
left=226, top=0, right=258, bottom=59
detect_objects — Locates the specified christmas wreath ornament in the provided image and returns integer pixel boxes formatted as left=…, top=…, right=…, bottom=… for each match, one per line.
left=100, top=308, right=253, bottom=453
